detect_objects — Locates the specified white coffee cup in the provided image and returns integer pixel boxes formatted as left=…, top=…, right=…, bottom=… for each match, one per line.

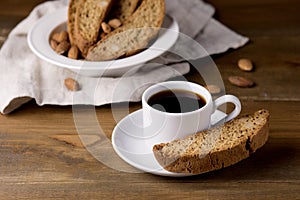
left=141, top=81, right=241, bottom=146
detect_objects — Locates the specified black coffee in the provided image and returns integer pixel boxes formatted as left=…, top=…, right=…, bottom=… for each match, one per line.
left=148, top=89, right=206, bottom=113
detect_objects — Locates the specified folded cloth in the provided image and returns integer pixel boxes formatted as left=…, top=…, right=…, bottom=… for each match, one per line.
left=0, top=0, right=248, bottom=114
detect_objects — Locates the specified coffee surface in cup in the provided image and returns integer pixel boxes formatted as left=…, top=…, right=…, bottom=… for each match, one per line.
left=148, top=89, right=206, bottom=113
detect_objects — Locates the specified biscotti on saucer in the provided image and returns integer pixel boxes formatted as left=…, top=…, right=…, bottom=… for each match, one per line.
left=153, top=109, right=270, bottom=174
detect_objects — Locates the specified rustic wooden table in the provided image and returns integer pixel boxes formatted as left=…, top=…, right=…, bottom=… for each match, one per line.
left=0, top=0, right=299, bottom=199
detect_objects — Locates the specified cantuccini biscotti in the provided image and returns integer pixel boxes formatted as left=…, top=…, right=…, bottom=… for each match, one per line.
left=74, top=0, right=114, bottom=56
left=153, top=109, right=270, bottom=174
left=86, top=0, right=165, bottom=61
left=109, top=0, right=141, bottom=22
left=67, top=0, right=80, bottom=45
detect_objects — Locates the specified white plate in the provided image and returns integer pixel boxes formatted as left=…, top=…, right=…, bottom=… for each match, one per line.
left=111, top=109, right=227, bottom=177
left=27, top=8, right=179, bottom=77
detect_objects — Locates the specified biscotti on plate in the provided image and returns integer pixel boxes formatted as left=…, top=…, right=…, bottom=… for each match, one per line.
left=86, top=0, right=165, bottom=61
left=74, top=0, right=114, bottom=56
left=64, top=0, right=165, bottom=60
left=67, top=0, right=80, bottom=45
left=153, top=109, right=270, bottom=174
left=109, top=0, right=141, bottom=22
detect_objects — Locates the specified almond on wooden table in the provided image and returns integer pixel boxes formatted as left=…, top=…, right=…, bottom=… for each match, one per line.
left=238, top=58, right=254, bottom=71
left=205, top=85, right=221, bottom=95
left=228, top=76, right=255, bottom=88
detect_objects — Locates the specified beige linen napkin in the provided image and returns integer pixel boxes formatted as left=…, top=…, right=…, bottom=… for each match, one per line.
left=0, top=0, right=248, bottom=114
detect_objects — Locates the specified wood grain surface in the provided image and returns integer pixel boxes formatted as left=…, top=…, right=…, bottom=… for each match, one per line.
left=0, top=0, right=299, bottom=199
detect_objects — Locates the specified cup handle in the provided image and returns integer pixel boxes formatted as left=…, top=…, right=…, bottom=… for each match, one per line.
left=214, top=95, right=241, bottom=123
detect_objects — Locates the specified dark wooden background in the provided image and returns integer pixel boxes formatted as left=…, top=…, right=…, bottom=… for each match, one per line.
left=0, top=0, right=299, bottom=199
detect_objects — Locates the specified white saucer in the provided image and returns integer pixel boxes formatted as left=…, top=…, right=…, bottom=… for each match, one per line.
left=111, top=109, right=227, bottom=177
left=27, top=8, right=179, bottom=77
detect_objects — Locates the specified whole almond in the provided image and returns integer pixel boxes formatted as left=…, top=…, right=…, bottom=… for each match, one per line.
left=52, top=31, right=69, bottom=43
left=68, top=45, right=79, bottom=59
left=100, top=32, right=107, bottom=39
left=55, top=41, right=70, bottom=55
left=51, top=33, right=60, bottom=42
left=108, top=18, right=122, bottom=29
left=64, top=78, right=80, bottom=91
left=101, top=22, right=111, bottom=34
left=205, top=85, right=221, bottom=94
left=228, top=76, right=254, bottom=87
left=238, top=58, right=254, bottom=71
left=50, top=39, right=58, bottom=50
